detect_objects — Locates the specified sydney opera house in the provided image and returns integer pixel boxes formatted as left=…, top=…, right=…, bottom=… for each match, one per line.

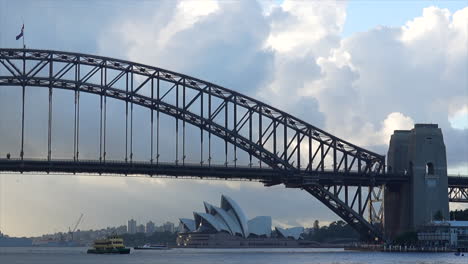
left=177, top=195, right=306, bottom=248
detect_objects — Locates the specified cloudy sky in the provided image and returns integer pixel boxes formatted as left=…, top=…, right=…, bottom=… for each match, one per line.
left=0, top=0, right=467, bottom=237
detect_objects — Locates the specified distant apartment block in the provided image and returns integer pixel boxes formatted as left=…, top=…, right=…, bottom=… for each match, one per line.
left=146, top=221, right=155, bottom=234
left=162, top=221, right=175, bottom=233
left=128, top=219, right=137, bottom=234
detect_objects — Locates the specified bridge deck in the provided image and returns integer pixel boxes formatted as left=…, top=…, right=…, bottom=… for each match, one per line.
left=0, top=158, right=412, bottom=187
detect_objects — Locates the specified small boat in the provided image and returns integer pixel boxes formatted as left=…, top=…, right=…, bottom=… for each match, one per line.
left=87, top=235, right=131, bottom=254
left=134, top=243, right=170, bottom=250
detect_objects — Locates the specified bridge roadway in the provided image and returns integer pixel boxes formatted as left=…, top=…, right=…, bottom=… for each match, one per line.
left=0, top=158, right=465, bottom=187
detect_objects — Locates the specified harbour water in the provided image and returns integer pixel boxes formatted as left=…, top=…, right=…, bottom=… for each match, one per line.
left=0, top=247, right=466, bottom=264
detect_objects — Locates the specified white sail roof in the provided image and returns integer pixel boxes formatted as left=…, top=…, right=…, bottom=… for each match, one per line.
left=179, top=218, right=196, bottom=232
left=275, top=227, right=304, bottom=240
left=248, top=216, right=272, bottom=237
left=210, top=206, right=243, bottom=236
left=203, top=201, right=214, bottom=214
left=193, top=212, right=230, bottom=234
left=221, top=195, right=249, bottom=237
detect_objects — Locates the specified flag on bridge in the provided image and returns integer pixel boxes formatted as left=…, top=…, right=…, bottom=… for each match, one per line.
left=16, top=24, right=24, bottom=40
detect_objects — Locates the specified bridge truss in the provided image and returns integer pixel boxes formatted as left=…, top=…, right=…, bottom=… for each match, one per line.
left=448, top=177, right=468, bottom=203
left=0, top=49, right=466, bottom=241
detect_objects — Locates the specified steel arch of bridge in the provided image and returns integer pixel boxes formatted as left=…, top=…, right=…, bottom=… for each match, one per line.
left=0, top=49, right=387, bottom=240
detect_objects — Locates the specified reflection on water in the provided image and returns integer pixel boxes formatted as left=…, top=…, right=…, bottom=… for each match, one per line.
left=0, top=247, right=466, bottom=264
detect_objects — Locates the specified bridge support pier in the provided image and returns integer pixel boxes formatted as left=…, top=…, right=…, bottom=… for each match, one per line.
left=384, top=124, right=448, bottom=240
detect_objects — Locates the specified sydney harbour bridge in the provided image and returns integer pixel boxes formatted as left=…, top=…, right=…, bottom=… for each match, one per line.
left=0, top=49, right=467, bottom=241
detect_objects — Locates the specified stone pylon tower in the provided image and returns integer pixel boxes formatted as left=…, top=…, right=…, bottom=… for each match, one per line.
left=384, top=124, right=448, bottom=239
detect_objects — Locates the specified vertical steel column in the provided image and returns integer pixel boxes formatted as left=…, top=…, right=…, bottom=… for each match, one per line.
left=358, top=185, right=362, bottom=215
left=333, top=140, right=337, bottom=172
left=47, top=56, right=53, bottom=161
left=208, top=87, right=211, bottom=166
left=20, top=51, right=26, bottom=160
left=368, top=186, right=373, bottom=224
left=73, top=64, right=78, bottom=161
left=130, top=70, right=134, bottom=162
left=283, top=118, right=287, bottom=167
left=258, top=108, right=262, bottom=168
left=125, top=72, right=128, bottom=162
left=224, top=99, right=228, bottom=166
left=182, top=80, right=186, bottom=165
left=273, top=120, right=276, bottom=158
left=233, top=98, right=237, bottom=167
left=358, top=155, right=362, bottom=173
left=345, top=185, right=349, bottom=205
left=200, top=89, right=204, bottom=165
left=297, top=131, right=301, bottom=169
left=73, top=58, right=81, bottom=161
left=320, top=143, right=325, bottom=171
left=150, top=78, right=154, bottom=163
left=308, top=131, right=312, bottom=171
left=76, top=59, right=80, bottom=161
left=99, top=67, right=103, bottom=162
left=344, top=154, right=348, bottom=173
left=248, top=109, right=252, bottom=167
left=175, top=83, right=179, bottom=165
left=103, top=65, right=107, bottom=162
left=156, top=75, right=160, bottom=164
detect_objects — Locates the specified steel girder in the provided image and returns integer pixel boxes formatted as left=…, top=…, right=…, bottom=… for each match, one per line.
left=448, top=176, right=468, bottom=203
left=449, top=187, right=468, bottom=203
left=0, top=48, right=389, bottom=240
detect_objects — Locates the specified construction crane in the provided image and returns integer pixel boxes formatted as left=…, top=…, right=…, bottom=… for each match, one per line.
left=68, top=213, right=83, bottom=241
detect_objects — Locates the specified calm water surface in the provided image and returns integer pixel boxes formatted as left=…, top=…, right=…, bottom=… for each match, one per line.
left=0, top=247, right=466, bottom=264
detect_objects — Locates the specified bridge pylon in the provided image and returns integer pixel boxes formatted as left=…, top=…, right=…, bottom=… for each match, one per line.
left=384, top=124, right=449, bottom=240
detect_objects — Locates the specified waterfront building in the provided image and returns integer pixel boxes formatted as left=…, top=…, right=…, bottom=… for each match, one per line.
left=162, top=221, right=175, bottom=233
left=177, top=232, right=312, bottom=248
left=127, top=219, right=137, bottom=234
left=146, top=221, right=155, bottom=234
left=417, top=221, right=468, bottom=248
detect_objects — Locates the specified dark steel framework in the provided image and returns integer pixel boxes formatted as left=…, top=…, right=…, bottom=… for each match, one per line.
left=0, top=49, right=466, bottom=240
left=448, top=177, right=468, bottom=203
left=449, top=187, right=468, bottom=203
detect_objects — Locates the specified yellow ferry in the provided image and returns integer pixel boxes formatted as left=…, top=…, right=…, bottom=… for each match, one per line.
left=87, top=235, right=130, bottom=254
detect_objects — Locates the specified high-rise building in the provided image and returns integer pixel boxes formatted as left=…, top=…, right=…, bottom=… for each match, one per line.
left=137, top=224, right=145, bottom=233
left=162, top=221, right=175, bottom=233
left=146, top=221, right=155, bottom=234
left=128, top=219, right=137, bottom=234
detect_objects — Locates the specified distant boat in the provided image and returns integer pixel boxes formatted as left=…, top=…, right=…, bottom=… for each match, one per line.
left=134, top=243, right=170, bottom=250
left=87, top=235, right=130, bottom=254
left=455, top=250, right=465, bottom=256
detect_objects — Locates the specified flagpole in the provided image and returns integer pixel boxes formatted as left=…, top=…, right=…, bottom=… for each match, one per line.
left=23, top=23, right=25, bottom=49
